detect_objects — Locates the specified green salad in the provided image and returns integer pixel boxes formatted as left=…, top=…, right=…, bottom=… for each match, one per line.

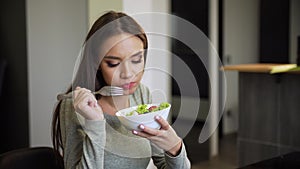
left=126, top=102, right=170, bottom=116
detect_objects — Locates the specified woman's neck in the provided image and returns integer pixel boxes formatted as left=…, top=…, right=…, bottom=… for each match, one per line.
left=98, top=95, right=129, bottom=116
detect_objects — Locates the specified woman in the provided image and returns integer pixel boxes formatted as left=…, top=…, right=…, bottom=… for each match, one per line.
left=52, top=11, right=190, bottom=169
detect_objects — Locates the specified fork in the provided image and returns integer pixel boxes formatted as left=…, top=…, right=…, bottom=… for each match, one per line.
left=57, top=86, right=124, bottom=101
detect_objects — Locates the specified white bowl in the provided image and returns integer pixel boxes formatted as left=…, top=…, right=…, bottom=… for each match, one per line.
left=116, top=103, right=171, bottom=131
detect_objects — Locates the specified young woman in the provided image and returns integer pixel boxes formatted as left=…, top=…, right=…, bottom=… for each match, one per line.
left=52, top=11, right=191, bottom=169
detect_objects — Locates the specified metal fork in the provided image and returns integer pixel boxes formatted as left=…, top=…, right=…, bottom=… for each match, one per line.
left=57, top=86, right=124, bottom=101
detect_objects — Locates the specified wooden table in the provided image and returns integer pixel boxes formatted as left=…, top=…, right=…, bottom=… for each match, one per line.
left=223, top=63, right=300, bottom=167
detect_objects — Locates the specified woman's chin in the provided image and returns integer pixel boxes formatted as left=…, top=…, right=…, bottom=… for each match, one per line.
left=123, top=86, right=138, bottom=95
left=123, top=89, right=134, bottom=95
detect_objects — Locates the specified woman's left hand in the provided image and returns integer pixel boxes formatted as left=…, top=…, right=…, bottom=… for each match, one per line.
left=132, top=116, right=182, bottom=156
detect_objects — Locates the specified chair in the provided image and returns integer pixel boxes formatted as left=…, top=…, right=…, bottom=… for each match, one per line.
left=0, top=147, right=64, bottom=169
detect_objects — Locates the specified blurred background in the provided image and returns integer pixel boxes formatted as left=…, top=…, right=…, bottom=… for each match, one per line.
left=0, top=0, right=299, bottom=168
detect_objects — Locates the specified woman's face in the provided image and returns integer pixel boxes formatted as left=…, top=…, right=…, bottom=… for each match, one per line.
left=100, top=33, right=145, bottom=95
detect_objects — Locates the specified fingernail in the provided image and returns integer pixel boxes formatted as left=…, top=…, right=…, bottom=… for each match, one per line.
left=155, top=116, right=161, bottom=120
left=139, top=124, right=145, bottom=130
left=132, top=130, right=138, bottom=135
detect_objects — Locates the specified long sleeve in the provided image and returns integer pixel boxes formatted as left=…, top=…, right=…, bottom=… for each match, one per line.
left=151, top=143, right=191, bottom=169
left=60, top=99, right=106, bottom=169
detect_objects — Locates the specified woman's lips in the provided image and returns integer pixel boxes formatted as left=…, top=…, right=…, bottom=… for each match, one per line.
left=122, top=82, right=136, bottom=90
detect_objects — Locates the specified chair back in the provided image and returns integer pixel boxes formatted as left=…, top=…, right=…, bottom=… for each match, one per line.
left=0, top=147, right=64, bottom=169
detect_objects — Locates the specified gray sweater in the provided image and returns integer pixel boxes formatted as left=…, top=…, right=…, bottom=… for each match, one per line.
left=59, top=84, right=191, bottom=169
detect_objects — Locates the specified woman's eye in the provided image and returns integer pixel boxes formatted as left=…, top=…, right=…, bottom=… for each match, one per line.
left=106, top=62, right=120, bottom=67
left=132, top=59, right=142, bottom=64
left=131, top=55, right=143, bottom=64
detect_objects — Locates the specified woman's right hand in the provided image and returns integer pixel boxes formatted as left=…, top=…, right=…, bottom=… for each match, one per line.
left=73, top=86, right=104, bottom=120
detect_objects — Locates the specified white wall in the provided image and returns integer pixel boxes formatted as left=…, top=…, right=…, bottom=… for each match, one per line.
left=88, top=0, right=122, bottom=28
left=223, top=0, right=259, bottom=134
left=290, top=0, right=300, bottom=63
left=26, top=0, right=87, bottom=146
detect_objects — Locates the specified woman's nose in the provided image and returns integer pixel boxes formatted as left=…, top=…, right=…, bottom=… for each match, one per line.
left=120, top=62, right=133, bottom=79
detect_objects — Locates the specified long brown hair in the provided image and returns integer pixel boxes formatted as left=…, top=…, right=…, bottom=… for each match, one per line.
left=51, top=11, right=148, bottom=154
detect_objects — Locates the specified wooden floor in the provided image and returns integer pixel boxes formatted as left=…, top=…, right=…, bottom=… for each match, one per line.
left=191, top=133, right=238, bottom=169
